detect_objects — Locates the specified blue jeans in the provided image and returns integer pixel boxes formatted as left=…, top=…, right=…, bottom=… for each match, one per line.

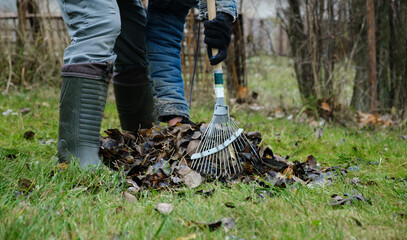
left=146, top=0, right=197, bottom=120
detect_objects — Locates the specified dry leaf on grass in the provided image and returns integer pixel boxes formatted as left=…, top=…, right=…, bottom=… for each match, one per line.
left=320, top=102, right=331, bottom=112
left=123, top=192, right=137, bottom=203
left=156, top=203, right=173, bottom=214
left=182, top=171, right=202, bottom=188
left=357, top=112, right=378, bottom=126
left=357, top=112, right=396, bottom=127
left=176, top=233, right=197, bottom=240
left=19, top=107, right=31, bottom=114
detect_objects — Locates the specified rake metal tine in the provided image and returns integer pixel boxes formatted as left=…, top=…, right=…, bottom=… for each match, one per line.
left=206, top=126, right=217, bottom=174
left=204, top=125, right=217, bottom=174
left=226, top=151, right=233, bottom=176
left=230, top=123, right=242, bottom=150
left=243, top=133, right=261, bottom=162
left=206, top=155, right=211, bottom=174
left=191, top=155, right=197, bottom=169
left=217, top=125, right=223, bottom=175
left=225, top=152, right=230, bottom=176
left=194, top=120, right=214, bottom=171
left=232, top=141, right=242, bottom=173
left=236, top=142, right=243, bottom=172
left=224, top=124, right=231, bottom=176
left=224, top=151, right=228, bottom=176
left=200, top=123, right=212, bottom=149
left=219, top=123, right=224, bottom=174
left=215, top=150, right=218, bottom=176
left=228, top=148, right=234, bottom=175
left=198, top=156, right=205, bottom=174
left=202, top=147, right=209, bottom=174
left=231, top=137, right=239, bottom=174
left=226, top=124, right=239, bottom=175
left=223, top=125, right=229, bottom=172
left=231, top=120, right=260, bottom=162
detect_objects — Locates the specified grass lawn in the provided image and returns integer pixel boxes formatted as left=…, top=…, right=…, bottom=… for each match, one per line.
left=0, top=57, right=406, bottom=239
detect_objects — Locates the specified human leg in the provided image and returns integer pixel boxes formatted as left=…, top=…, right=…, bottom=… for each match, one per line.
left=112, top=68, right=154, bottom=131
left=56, top=0, right=121, bottom=168
left=58, top=64, right=111, bottom=169
left=113, top=0, right=154, bottom=131
left=145, top=1, right=192, bottom=123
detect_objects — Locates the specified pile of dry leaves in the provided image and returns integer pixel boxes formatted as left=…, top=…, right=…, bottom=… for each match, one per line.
left=100, top=123, right=346, bottom=191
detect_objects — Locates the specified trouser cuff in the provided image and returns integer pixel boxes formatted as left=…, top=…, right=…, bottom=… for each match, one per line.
left=61, top=62, right=113, bottom=82
left=156, top=103, right=190, bottom=122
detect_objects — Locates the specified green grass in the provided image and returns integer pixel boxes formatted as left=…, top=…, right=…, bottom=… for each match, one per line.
left=246, top=55, right=301, bottom=109
left=1, top=57, right=406, bottom=239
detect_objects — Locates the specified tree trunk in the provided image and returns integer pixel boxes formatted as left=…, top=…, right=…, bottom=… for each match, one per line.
left=323, top=0, right=335, bottom=103
left=350, top=0, right=370, bottom=111
left=366, top=0, right=378, bottom=112
left=376, top=0, right=391, bottom=112
left=287, top=0, right=315, bottom=101
left=387, top=1, right=407, bottom=117
left=394, top=1, right=407, bottom=117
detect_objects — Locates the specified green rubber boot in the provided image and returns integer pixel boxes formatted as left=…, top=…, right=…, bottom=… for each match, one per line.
left=113, top=69, right=154, bottom=132
left=57, top=76, right=109, bottom=169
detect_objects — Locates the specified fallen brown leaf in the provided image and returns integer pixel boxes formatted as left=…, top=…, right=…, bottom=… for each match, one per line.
left=176, top=233, right=197, bottom=240
left=156, top=203, right=173, bottom=214
left=186, top=140, right=200, bottom=157
left=320, top=102, right=331, bottom=112
left=123, top=192, right=137, bottom=203
left=19, top=107, right=31, bottom=114
left=183, top=171, right=202, bottom=188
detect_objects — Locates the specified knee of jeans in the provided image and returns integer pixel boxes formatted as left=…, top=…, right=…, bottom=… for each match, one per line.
left=69, top=10, right=121, bottom=41
left=110, top=13, right=121, bottom=36
left=95, top=11, right=121, bottom=38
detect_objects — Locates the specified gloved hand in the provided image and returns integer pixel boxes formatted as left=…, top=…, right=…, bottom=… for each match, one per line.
left=204, top=12, right=233, bottom=65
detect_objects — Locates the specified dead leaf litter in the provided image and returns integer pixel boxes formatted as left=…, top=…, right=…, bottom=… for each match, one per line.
left=99, top=124, right=353, bottom=191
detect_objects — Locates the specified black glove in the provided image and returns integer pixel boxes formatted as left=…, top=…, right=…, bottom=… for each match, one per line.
left=204, top=12, right=233, bottom=65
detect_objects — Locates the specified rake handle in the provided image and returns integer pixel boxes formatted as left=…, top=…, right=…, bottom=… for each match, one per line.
left=207, top=0, right=222, bottom=72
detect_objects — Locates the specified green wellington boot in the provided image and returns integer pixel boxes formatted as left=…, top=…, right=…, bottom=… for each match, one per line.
left=57, top=76, right=109, bottom=169
left=113, top=69, right=154, bottom=132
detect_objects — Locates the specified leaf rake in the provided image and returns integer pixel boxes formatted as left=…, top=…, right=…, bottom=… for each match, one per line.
left=190, top=0, right=260, bottom=177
